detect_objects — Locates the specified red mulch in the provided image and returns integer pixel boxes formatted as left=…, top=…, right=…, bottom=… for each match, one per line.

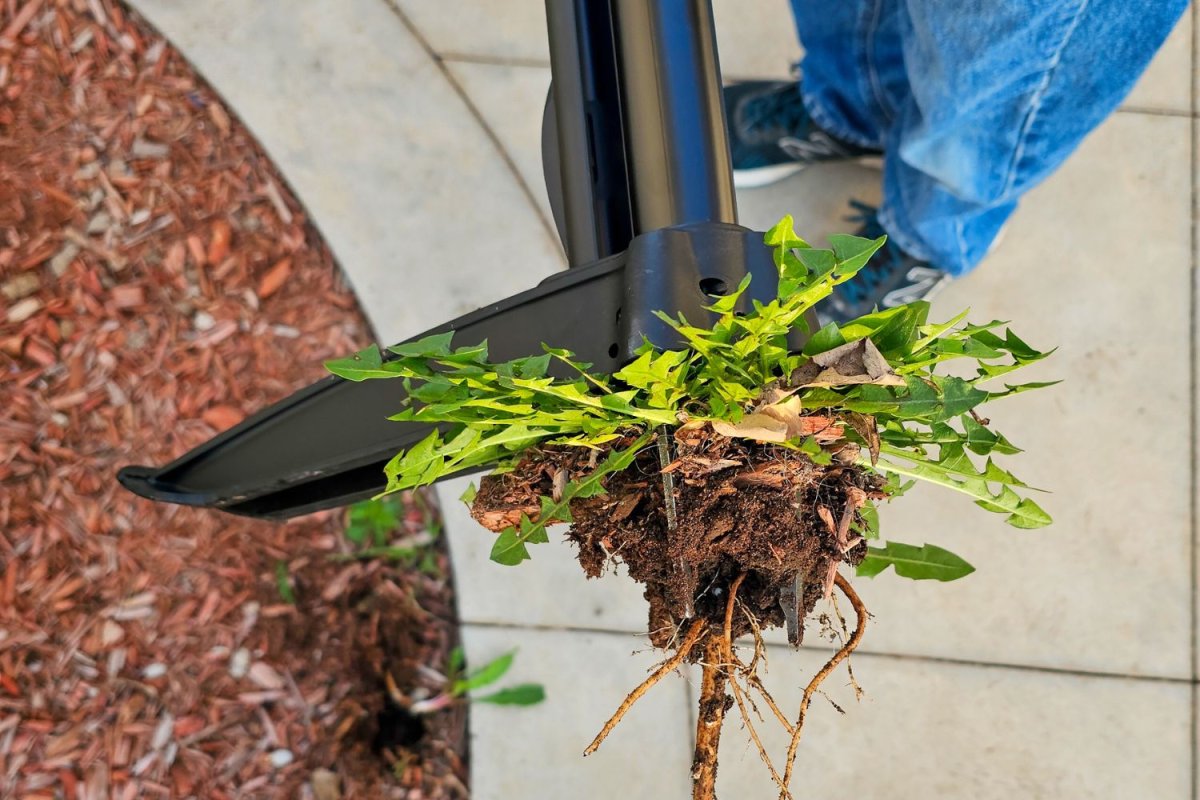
left=0, top=1, right=467, bottom=797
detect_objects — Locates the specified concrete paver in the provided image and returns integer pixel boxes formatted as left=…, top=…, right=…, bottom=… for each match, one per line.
left=700, top=647, right=1193, bottom=798
left=130, top=0, right=562, bottom=347
left=461, top=625, right=694, bottom=800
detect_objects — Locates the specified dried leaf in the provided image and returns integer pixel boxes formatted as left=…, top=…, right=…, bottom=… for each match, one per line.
left=551, top=468, right=568, bottom=502
left=790, top=337, right=905, bottom=388
left=843, top=412, right=880, bottom=465
left=711, top=412, right=787, bottom=442
left=711, top=399, right=843, bottom=444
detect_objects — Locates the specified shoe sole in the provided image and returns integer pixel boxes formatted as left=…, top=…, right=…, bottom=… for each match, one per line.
left=733, top=153, right=884, bottom=189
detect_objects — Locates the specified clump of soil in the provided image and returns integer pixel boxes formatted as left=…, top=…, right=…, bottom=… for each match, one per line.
left=471, top=420, right=884, bottom=797
left=471, top=422, right=886, bottom=653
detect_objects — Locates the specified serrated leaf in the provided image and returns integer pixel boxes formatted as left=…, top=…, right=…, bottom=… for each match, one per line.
left=857, top=541, right=975, bottom=581
left=935, top=376, right=989, bottom=420
left=353, top=213, right=1054, bottom=580
left=325, top=344, right=401, bottom=381
left=387, top=331, right=456, bottom=358
left=794, top=248, right=837, bottom=276
left=869, top=444, right=1051, bottom=528
left=705, top=274, right=753, bottom=314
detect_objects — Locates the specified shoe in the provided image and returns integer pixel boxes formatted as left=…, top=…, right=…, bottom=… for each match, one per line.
left=820, top=201, right=952, bottom=325
left=724, top=80, right=883, bottom=189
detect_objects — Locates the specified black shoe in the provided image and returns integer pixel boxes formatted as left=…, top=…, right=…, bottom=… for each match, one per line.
left=724, top=80, right=882, bottom=189
left=820, top=202, right=952, bottom=325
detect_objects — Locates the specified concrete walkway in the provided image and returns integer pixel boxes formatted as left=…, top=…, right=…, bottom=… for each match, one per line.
left=128, top=1, right=1198, bottom=797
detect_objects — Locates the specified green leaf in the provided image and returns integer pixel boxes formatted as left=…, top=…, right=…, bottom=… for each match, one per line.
left=976, top=492, right=1053, bottom=529
left=852, top=498, right=880, bottom=540
left=387, top=331, right=456, bottom=358
left=346, top=498, right=401, bottom=546
left=763, top=214, right=810, bottom=251
left=490, top=525, right=531, bottom=566
left=355, top=214, right=1053, bottom=584
left=705, top=274, right=753, bottom=315
left=325, top=344, right=400, bottom=381
left=448, top=646, right=465, bottom=676
left=935, top=376, right=989, bottom=420
left=801, top=322, right=846, bottom=356
left=828, top=233, right=887, bottom=275
left=459, top=482, right=478, bottom=505
left=857, top=541, right=975, bottom=581
left=474, top=684, right=546, bottom=706
left=986, top=380, right=1061, bottom=399
left=274, top=561, right=296, bottom=604
left=869, top=444, right=1052, bottom=529
left=794, top=248, right=837, bottom=277
left=453, top=650, right=516, bottom=695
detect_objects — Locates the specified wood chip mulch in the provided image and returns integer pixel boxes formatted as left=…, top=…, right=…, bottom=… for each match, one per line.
left=0, top=1, right=468, bottom=797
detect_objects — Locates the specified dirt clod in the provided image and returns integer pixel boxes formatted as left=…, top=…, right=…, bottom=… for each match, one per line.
left=472, top=423, right=885, bottom=653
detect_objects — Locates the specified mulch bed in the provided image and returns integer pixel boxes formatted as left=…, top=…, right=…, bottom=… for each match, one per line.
left=0, top=1, right=467, bottom=797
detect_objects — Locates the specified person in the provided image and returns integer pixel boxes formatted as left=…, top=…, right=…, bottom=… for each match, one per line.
left=724, top=0, right=1189, bottom=323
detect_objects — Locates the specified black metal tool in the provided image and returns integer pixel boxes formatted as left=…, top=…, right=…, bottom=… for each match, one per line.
left=119, top=0, right=805, bottom=520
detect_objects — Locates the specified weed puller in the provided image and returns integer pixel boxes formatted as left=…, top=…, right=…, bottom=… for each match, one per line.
left=119, top=0, right=782, bottom=520
left=119, top=3, right=1052, bottom=797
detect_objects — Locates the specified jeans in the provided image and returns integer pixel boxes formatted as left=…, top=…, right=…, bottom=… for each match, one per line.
left=790, top=0, right=1189, bottom=275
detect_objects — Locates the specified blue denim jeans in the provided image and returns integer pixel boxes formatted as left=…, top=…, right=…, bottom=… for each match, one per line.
left=790, top=0, right=1189, bottom=274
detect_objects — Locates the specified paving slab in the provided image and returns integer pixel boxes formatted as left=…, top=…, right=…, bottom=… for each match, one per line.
left=440, top=475, right=650, bottom=633
left=691, top=648, right=1193, bottom=799
left=129, top=0, right=562, bottom=347
left=395, top=0, right=800, bottom=78
left=1125, top=6, right=1193, bottom=114
left=443, top=62, right=559, bottom=234
left=460, top=625, right=693, bottom=800
left=739, top=112, right=1194, bottom=679
left=409, top=0, right=1190, bottom=112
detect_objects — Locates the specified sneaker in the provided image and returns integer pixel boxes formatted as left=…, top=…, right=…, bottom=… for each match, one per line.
left=724, top=80, right=883, bottom=189
left=820, top=202, right=952, bottom=325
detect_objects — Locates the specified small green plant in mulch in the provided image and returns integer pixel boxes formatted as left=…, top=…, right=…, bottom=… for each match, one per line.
left=400, top=648, right=546, bottom=715
left=327, top=216, right=1054, bottom=800
left=336, top=495, right=442, bottom=575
